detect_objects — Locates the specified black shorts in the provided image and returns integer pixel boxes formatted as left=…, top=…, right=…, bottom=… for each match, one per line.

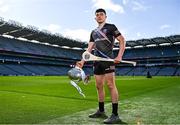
left=93, top=61, right=115, bottom=75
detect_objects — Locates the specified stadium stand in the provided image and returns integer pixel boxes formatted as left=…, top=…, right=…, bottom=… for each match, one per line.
left=0, top=17, right=179, bottom=76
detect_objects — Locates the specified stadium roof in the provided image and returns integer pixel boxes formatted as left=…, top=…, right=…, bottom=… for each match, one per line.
left=126, top=35, right=180, bottom=47
left=0, top=17, right=180, bottom=49
left=0, top=17, right=87, bottom=48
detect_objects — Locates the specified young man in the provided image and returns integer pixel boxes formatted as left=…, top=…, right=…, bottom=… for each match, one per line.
left=76, top=8, right=126, bottom=124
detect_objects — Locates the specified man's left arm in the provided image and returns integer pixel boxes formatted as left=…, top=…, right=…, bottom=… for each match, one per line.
left=114, top=35, right=126, bottom=63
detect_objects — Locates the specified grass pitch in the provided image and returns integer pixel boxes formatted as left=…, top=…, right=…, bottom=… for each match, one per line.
left=0, top=76, right=180, bottom=124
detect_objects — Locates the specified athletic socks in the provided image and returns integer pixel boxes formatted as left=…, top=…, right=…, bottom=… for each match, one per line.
left=99, top=102, right=104, bottom=112
left=112, top=103, right=118, bottom=116
left=99, top=102, right=118, bottom=116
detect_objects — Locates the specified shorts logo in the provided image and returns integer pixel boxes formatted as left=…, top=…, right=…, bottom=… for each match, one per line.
left=105, top=66, right=115, bottom=71
left=110, top=66, right=115, bottom=70
left=105, top=68, right=110, bottom=71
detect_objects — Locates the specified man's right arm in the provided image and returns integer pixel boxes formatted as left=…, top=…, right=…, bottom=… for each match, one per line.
left=76, top=42, right=94, bottom=68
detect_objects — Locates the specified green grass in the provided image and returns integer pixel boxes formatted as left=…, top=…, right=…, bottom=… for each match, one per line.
left=0, top=76, right=179, bottom=124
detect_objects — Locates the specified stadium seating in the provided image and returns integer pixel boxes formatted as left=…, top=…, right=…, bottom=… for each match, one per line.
left=175, top=67, right=180, bottom=76
left=0, top=36, right=82, bottom=59
left=121, top=45, right=179, bottom=59
left=0, top=35, right=179, bottom=76
left=0, top=63, right=71, bottom=76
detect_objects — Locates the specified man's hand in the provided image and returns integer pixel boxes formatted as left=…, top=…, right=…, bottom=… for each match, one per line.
left=114, top=56, right=122, bottom=64
left=76, top=42, right=94, bottom=69
left=76, top=60, right=85, bottom=69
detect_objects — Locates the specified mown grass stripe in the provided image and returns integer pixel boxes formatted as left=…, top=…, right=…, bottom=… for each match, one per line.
left=43, top=84, right=180, bottom=124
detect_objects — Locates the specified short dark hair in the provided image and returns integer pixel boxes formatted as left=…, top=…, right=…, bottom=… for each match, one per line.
left=95, top=8, right=106, bottom=15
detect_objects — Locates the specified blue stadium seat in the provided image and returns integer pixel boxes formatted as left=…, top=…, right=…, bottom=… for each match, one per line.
left=0, top=35, right=179, bottom=76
